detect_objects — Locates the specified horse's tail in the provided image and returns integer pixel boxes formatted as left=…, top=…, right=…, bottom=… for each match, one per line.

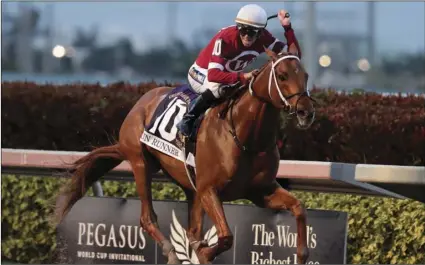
left=53, top=143, right=125, bottom=225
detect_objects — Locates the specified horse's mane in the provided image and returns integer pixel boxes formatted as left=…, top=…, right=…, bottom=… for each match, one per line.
left=254, top=51, right=299, bottom=78
left=216, top=51, right=300, bottom=119
left=256, top=58, right=272, bottom=75
left=216, top=57, right=272, bottom=118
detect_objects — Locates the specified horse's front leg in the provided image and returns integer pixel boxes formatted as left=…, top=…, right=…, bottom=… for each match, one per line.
left=186, top=192, right=208, bottom=255
left=195, top=187, right=233, bottom=263
left=249, top=180, right=309, bottom=264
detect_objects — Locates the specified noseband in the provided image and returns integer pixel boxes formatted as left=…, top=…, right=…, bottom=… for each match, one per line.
left=224, top=54, right=315, bottom=154
left=248, top=54, right=315, bottom=114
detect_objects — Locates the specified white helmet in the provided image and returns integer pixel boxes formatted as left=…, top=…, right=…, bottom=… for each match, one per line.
left=235, top=4, right=268, bottom=29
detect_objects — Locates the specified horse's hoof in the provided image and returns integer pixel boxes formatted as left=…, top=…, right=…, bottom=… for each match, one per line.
left=191, top=239, right=209, bottom=252
left=297, top=247, right=309, bottom=264
left=167, top=251, right=182, bottom=264
left=197, top=245, right=218, bottom=264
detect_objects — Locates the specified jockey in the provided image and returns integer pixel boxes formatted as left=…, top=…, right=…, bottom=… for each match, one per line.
left=176, top=4, right=302, bottom=139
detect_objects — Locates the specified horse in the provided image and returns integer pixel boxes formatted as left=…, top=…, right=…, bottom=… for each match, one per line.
left=54, top=48, right=316, bottom=264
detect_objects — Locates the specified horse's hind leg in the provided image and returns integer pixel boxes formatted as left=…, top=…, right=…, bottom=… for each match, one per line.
left=129, top=156, right=180, bottom=264
left=249, top=180, right=309, bottom=264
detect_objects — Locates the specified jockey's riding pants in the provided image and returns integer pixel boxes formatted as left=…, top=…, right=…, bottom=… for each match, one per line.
left=187, top=63, right=223, bottom=99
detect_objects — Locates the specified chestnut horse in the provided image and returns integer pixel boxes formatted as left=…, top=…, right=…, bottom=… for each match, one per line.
left=55, top=48, right=316, bottom=264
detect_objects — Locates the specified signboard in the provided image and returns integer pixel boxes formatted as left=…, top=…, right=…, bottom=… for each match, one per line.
left=56, top=197, right=348, bottom=264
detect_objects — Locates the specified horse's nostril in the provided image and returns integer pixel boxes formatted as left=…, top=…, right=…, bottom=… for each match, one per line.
left=297, top=110, right=308, bottom=117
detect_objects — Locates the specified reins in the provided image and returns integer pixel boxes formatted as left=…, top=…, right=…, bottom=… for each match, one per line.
left=223, top=54, right=316, bottom=155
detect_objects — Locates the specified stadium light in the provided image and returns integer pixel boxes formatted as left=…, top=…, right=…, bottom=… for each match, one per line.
left=52, top=45, right=66, bottom=58
left=357, top=58, right=371, bottom=72
left=319, top=55, right=332, bottom=68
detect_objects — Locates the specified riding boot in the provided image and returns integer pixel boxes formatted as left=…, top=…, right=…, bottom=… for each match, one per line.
left=177, top=89, right=216, bottom=139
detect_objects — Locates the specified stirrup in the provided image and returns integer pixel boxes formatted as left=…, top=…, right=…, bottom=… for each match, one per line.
left=179, top=128, right=196, bottom=142
left=177, top=130, right=190, bottom=144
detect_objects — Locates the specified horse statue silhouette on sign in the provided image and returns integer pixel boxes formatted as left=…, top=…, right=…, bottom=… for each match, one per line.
left=55, top=48, right=316, bottom=264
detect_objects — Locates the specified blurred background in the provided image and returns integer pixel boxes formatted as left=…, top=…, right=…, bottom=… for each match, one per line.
left=2, top=1, right=424, bottom=93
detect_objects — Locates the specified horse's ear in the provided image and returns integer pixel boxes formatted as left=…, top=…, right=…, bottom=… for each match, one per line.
left=288, top=43, right=299, bottom=57
left=263, top=46, right=278, bottom=61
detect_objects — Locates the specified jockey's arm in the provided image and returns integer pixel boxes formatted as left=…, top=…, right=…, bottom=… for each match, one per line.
left=283, top=24, right=302, bottom=58
left=263, top=25, right=302, bottom=59
left=207, top=39, right=249, bottom=85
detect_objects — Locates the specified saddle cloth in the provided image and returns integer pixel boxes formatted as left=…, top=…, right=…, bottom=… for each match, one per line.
left=140, top=84, right=200, bottom=168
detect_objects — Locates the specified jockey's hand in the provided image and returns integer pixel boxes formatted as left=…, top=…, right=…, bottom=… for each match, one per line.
left=278, top=9, right=291, bottom=26
left=243, top=69, right=260, bottom=80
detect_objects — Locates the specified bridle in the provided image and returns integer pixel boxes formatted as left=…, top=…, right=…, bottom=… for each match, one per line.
left=222, top=54, right=316, bottom=154
left=248, top=54, right=315, bottom=115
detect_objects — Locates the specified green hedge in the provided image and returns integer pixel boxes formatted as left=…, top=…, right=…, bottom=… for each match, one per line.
left=2, top=175, right=424, bottom=264
left=2, top=81, right=425, bottom=166
left=2, top=82, right=424, bottom=263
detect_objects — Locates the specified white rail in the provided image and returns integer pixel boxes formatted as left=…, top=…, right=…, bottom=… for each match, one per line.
left=2, top=148, right=424, bottom=202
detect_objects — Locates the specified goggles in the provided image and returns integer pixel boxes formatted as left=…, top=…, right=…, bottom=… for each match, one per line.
left=237, top=24, right=262, bottom=38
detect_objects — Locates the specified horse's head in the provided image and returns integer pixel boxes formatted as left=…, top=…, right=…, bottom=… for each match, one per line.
left=249, top=48, right=315, bottom=130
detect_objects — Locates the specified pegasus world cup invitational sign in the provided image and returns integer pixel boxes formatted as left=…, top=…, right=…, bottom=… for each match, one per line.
left=56, top=197, right=348, bottom=264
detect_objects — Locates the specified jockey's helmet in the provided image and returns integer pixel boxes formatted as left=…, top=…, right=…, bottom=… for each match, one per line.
left=235, top=4, right=268, bottom=29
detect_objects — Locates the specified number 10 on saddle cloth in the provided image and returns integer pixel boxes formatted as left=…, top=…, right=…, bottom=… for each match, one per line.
left=140, top=84, right=200, bottom=168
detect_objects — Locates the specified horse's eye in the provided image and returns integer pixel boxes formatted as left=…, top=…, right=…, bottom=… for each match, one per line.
left=278, top=73, right=288, bottom=81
